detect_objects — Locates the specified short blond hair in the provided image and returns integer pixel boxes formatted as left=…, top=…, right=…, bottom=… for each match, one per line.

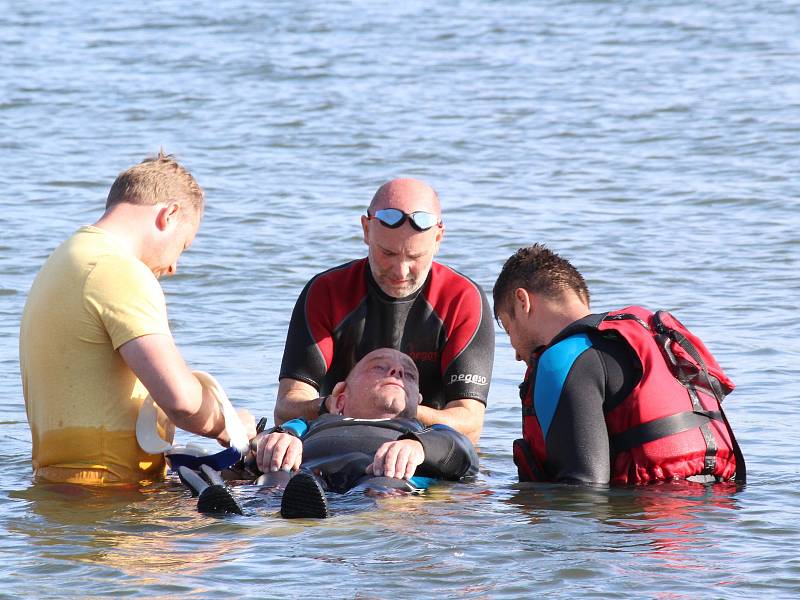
left=105, top=151, right=204, bottom=221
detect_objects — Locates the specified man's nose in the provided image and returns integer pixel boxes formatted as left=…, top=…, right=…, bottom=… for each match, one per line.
left=388, top=365, right=404, bottom=378
left=392, top=259, right=410, bottom=278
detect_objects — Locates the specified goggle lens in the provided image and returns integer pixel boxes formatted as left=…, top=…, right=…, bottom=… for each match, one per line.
left=370, top=208, right=441, bottom=232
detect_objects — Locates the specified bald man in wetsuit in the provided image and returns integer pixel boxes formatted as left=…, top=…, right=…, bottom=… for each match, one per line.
left=275, top=179, right=495, bottom=444
left=256, top=348, right=478, bottom=518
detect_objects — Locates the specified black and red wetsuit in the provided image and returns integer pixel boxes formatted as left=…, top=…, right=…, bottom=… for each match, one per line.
left=279, top=258, right=495, bottom=409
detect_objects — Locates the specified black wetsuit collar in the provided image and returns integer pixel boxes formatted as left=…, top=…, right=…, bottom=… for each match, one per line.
left=528, top=314, right=607, bottom=363
left=548, top=313, right=608, bottom=347
left=306, top=414, right=424, bottom=437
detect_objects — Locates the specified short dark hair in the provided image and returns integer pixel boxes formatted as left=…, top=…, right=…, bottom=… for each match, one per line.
left=493, top=244, right=590, bottom=320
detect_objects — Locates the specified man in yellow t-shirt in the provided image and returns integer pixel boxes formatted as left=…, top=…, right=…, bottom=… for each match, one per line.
left=20, top=152, right=256, bottom=486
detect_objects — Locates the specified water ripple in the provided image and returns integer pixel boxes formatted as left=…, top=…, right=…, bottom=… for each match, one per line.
left=2, top=0, right=799, bottom=597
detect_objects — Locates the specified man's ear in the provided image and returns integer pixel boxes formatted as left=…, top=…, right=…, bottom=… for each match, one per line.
left=513, top=287, right=533, bottom=316
left=360, top=215, right=370, bottom=246
left=330, top=381, right=347, bottom=414
left=432, top=223, right=444, bottom=254
left=155, top=202, right=181, bottom=232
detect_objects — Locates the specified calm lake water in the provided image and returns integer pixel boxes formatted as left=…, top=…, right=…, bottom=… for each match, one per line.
left=1, top=1, right=799, bottom=597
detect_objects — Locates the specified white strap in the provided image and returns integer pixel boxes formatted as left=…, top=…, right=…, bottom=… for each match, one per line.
left=136, top=395, right=174, bottom=454
left=192, top=370, right=250, bottom=455
left=136, top=370, right=249, bottom=455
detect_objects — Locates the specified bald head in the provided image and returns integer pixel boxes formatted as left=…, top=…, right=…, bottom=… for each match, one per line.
left=369, top=178, right=441, bottom=217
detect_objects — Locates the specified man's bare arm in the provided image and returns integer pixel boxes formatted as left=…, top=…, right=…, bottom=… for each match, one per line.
left=120, top=334, right=249, bottom=444
left=274, top=378, right=324, bottom=425
left=415, top=398, right=485, bottom=445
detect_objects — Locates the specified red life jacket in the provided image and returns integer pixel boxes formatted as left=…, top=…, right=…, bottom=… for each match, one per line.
left=513, top=306, right=745, bottom=485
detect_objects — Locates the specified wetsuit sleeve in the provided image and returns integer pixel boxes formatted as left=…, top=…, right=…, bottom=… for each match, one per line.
left=440, top=284, right=495, bottom=405
left=278, top=278, right=328, bottom=390
left=401, top=424, right=479, bottom=479
left=542, top=335, right=639, bottom=485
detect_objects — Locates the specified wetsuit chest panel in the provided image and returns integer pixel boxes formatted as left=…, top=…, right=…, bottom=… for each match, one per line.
left=534, top=334, right=593, bottom=438
left=359, top=292, right=419, bottom=355
left=401, top=299, right=447, bottom=407
left=361, top=292, right=414, bottom=350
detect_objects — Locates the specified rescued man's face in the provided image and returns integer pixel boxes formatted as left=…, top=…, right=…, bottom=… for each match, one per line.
left=343, top=349, right=421, bottom=419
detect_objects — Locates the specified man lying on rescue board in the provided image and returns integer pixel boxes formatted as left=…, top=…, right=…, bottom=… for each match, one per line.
left=178, top=348, right=479, bottom=518
left=492, top=244, right=745, bottom=486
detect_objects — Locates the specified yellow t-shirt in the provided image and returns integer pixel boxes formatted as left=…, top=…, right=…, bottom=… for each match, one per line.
left=20, top=226, right=173, bottom=485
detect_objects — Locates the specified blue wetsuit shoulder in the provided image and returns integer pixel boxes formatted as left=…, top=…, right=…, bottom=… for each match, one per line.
left=534, top=333, right=594, bottom=438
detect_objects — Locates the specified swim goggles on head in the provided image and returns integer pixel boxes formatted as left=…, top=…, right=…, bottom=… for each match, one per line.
left=367, top=208, right=442, bottom=232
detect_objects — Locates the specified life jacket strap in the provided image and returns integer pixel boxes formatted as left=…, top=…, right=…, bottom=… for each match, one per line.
left=611, top=410, right=723, bottom=454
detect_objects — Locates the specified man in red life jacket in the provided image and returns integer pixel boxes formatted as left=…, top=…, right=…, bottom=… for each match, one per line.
left=492, top=244, right=744, bottom=485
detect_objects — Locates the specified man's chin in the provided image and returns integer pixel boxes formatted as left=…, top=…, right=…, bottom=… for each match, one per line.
left=377, top=280, right=421, bottom=299
left=371, top=394, right=407, bottom=417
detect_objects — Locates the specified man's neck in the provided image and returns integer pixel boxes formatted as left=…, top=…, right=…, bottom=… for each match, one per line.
left=538, top=296, right=592, bottom=346
left=93, top=204, right=151, bottom=261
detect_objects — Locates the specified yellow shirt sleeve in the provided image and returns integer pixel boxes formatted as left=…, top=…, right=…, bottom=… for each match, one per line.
left=84, top=254, right=171, bottom=349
